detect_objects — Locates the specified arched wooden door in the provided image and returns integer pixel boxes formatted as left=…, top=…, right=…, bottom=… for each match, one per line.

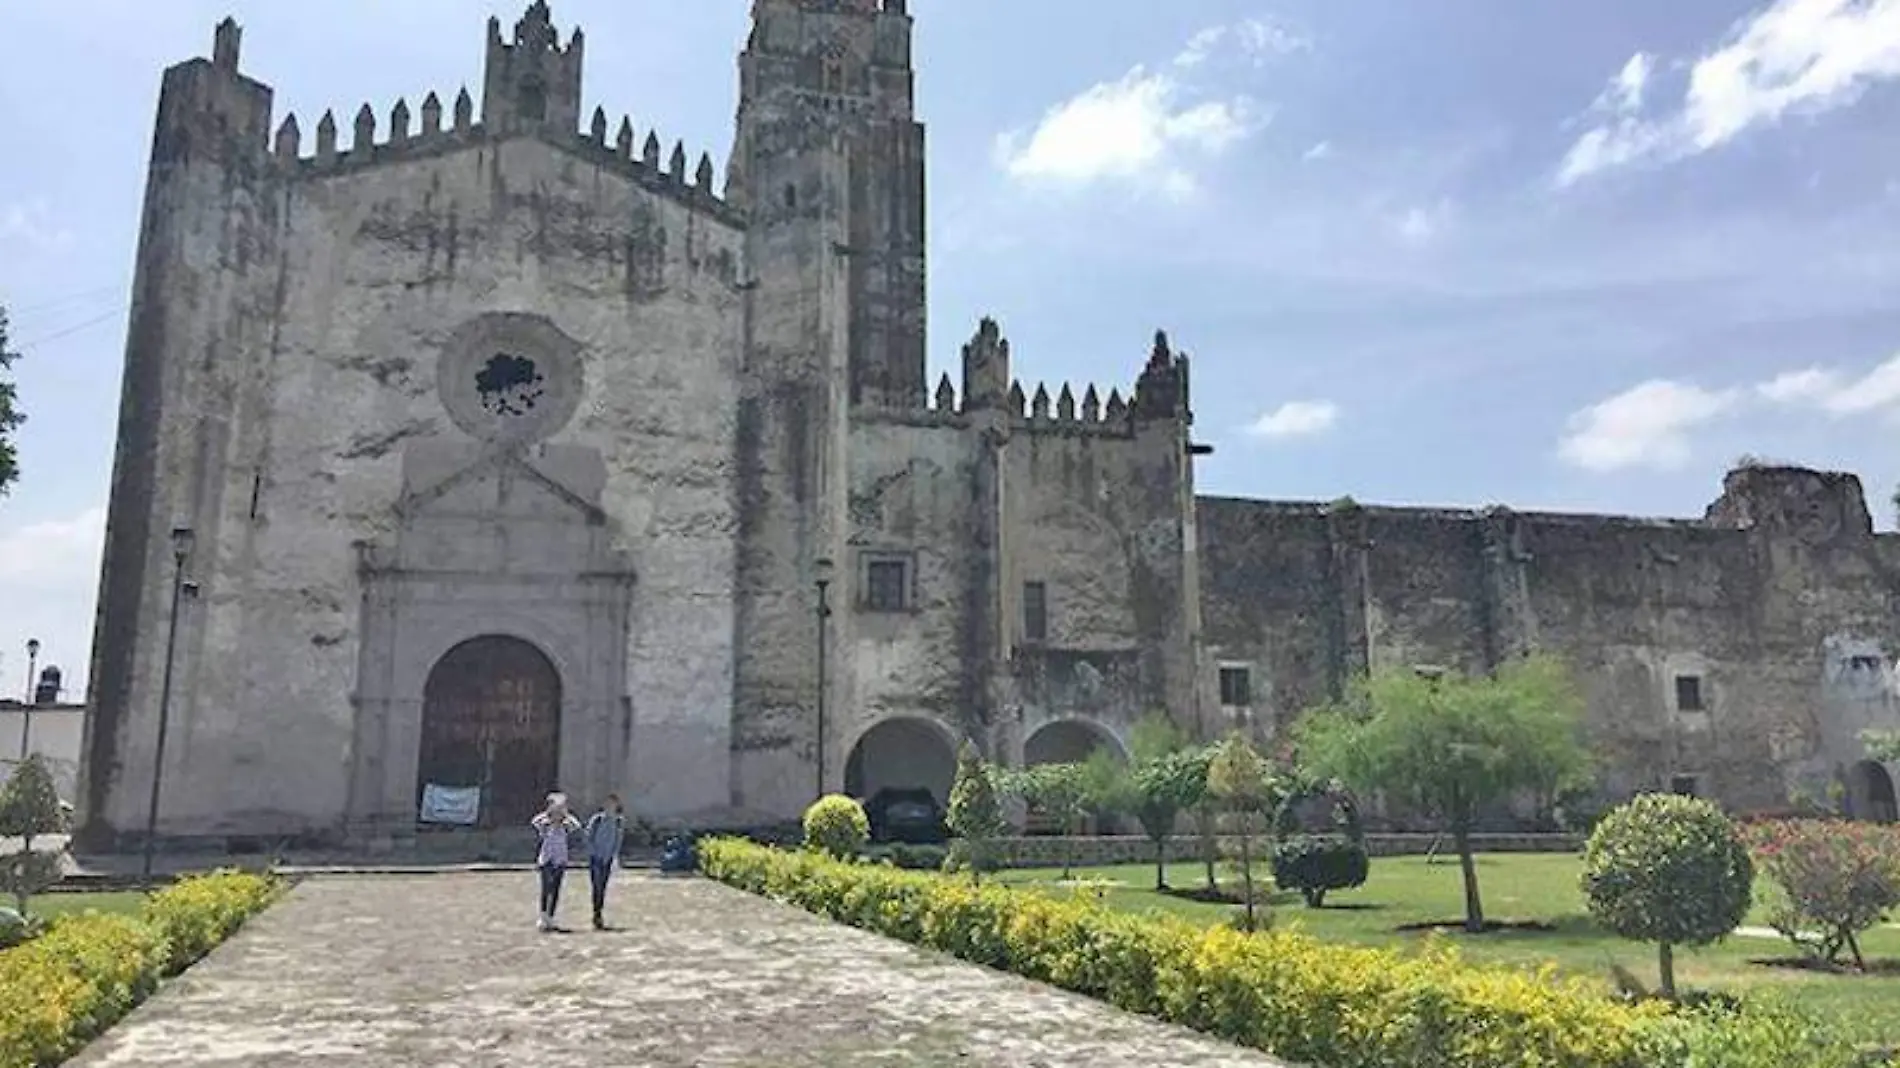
left=416, top=635, right=562, bottom=829
left=1850, top=760, right=1899, bottom=824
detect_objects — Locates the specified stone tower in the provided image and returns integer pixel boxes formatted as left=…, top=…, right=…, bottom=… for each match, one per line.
left=726, top=0, right=930, bottom=814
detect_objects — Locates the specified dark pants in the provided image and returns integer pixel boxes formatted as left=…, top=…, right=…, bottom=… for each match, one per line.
left=538, top=863, right=565, bottom=917
left=589, top=857, right=614, bottom=916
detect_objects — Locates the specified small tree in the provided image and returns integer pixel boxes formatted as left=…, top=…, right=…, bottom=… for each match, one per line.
left=1206, top=733, right=1274, bottom=931
left=0, top=305, right=23, bottom=497
left=0, top=755, right=68, bottom=913
left=1296, top=654, right=1593, bottom=933
left=1271, top=777, right=1370, bottom=907
left=802, top=794, right=870, bottom=860
left=1132, top=747, right=1210, bottom=891
left=945, top=742, right=1006, bottom=884
left=1002, top=763, right=1093, bottom=879
left=1744, top=818, right=1900, bottom=970
left=1581, top=793, right=1753, bottom=1000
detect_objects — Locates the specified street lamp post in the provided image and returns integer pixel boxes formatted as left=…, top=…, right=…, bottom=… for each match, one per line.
left=142, top=527, right=197, bottom=886
left=814, top=557, right=834, bottom=801
left=20, top=638, right=39, bottom=759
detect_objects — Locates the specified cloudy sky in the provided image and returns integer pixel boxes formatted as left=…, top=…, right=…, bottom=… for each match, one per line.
left=4, top=0, right=1900, bottom=699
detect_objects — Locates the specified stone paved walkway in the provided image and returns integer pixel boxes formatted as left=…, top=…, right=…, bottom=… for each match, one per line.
left=70, top=871, right=1287, bottom=1067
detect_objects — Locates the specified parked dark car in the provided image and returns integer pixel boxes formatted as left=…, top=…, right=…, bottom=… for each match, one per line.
left=865, top=788, right=947, bottom=844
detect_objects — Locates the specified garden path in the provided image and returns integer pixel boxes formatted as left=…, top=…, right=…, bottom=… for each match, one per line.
left=67, top=870, right=1288, bottom=1067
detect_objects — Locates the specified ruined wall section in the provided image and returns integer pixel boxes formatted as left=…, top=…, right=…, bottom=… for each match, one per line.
left=83, top=19, right=749, bottom=839
left=1199, top=464, right=1900, bottom=817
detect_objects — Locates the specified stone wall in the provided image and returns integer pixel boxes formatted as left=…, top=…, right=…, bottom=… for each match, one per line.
left=1198, top=465, right=1900, bottom=818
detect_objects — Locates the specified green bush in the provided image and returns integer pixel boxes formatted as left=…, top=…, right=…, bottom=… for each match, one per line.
left=1269, top=834, right=1369, bottom=907
left=801, top=794, right=870, bottom=860
left=1582, top=794, right=1753, bottom=1000
left=701, top=837, right=1866, bottom=1068
left=864, top=842, right=948, bottom=871
left=0, top=869, right=281, bottom=1068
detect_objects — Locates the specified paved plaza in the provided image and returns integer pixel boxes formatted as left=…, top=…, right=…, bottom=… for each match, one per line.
left=68, top=870, right=1286, bottom=1067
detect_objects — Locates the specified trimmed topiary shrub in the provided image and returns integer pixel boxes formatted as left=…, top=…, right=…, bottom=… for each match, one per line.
left=1742, top=817, right=1900, bottom=970
left=1581, top=793, right=1753, bottom=1000
left=801, top=794, right=870, bottom=860
left=864, top=842, right=949, bottom=871
left=1270, top=835, right=1369, bottom=908
left=1271, top=777, right=1368, bottom=908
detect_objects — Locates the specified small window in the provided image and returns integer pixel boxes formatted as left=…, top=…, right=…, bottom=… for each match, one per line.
left=784, top=183, right=797, bottom=210
left=1022, top=582, right=1048, bottom=643
left=1219, top=666, right=1253, bottom=707
left=517, top=78, right=547, bottom=123
left=1674, top=674, right=1704, bottom=712
left=1670, top=774, right=1699, bottom=797
left=864, top=557, right=910, bottom=613
left=1848, top=654, right=1883, bottom=672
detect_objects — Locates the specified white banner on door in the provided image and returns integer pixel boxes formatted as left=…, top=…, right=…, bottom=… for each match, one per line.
left=419, top=783, right=482, bottom=825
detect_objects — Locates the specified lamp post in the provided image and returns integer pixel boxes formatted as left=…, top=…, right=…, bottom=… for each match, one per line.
left=20, top=638, right=39, bottom=759
left=814, top=556, right=834, bottom=800
left=142, top=527, right=197, bottom=886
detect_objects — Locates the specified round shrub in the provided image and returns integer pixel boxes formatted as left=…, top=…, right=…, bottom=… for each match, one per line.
left=1582, top=792, right=1753, bottom=999
left=1271, top=778, right=1369, bottom=907
left=802, top=794, right=870, bottom=860
left=1270, top=835, right=1370, bottom=907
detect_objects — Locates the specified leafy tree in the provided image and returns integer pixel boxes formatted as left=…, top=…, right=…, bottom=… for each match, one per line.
left=1131, top=747, right=1210, bottom=891
left=1295, top=654, right=1593, bottom=933
left=1581, top=793, right=1753, bottom=999
left=1001, top=763, right=1093, bottom=879
left=802, top=794, right=870, bottom=860
left=0, top=305, right=23, bottom=497
left=1743, top=818, right=1900, bottom=970
left=945, top=741, right=1006, bottom=884
left=1207, top=733, right=1276, bottom=931
left=1271, top=777, right=1370, bottom=907
left=0, top=755, right=68, bottom=913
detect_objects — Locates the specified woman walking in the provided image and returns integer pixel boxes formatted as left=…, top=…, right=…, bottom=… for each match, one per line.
left=531, top=792, right=581, bottom=932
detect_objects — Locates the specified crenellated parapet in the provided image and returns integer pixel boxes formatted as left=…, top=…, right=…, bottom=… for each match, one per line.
left=911, top=318, right=1191, bottom=439
left=208, top=6, right=741, bottom=226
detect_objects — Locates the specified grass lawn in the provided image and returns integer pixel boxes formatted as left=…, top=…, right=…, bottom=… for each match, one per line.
left=993, top=853, right=1900, bottom=1045
left=16, top=890, right=148, bottom=923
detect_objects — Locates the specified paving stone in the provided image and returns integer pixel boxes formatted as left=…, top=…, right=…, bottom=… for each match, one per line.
left=68, top=871, right=1288, bottom=1067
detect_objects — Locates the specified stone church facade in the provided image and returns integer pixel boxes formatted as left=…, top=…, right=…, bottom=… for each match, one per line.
left=75, top=3, right=1896, bottom=850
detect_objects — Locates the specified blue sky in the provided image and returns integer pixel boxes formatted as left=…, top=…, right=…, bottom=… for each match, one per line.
left=5, top=0, right=1900, bottom=699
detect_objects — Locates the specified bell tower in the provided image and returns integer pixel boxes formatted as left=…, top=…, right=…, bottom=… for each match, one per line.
left=731, top=0, right=926, bottom=409
left=482, top=1, right=584, bottom=136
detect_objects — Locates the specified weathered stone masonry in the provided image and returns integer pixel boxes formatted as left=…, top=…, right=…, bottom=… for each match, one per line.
left=75, top=3, right=1898, bottom=850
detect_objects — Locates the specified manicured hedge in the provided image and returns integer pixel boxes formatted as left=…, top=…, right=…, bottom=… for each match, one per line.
left=0, top=870, right=283, bottom=1068
left=701, top=838, right=1877, bottom=1068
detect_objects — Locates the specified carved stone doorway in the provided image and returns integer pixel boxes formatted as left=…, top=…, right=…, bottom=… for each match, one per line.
left=416, top=635, right=563, bottom=829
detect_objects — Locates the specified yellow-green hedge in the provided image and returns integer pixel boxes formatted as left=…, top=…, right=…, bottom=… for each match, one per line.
left=699, top=839, right=1875, bottom=1068
left=0, top=870, right=283, bottom=1068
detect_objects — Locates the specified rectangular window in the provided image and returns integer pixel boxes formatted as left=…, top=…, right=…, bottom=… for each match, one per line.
left=1219, top=666, right=1253, bottom=707
left=1674, top=675, right=1704, bottom=712
left=1670, top=774, right=1699, bottom=797
left=864, top=558, right=910, bottom=613
left=1022, top=582, right=1048, bottom=643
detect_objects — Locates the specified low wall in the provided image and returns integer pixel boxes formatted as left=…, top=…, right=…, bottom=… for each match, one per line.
left=990, top=832, right=1581, bottom=869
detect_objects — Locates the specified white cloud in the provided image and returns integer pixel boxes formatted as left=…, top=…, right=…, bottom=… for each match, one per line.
left=1557, top=380, right=1740, bottom=472
left=1175, top=17, right=1310, bottom=69
left=996, top=21, right=1288, bottom=199
left=0, top=200, right=73, bottom=253
left=0, top=506, right=105, bottom=700
left=1558, top=0, right=1900, bottom=186
left=1758, top=352, right=1900, bottom=413
left=1246, top=400, right=1340, bottom=439
left=1302, top=140, right=1334, bottom=162
left=1393, top=199, right=1457, bottom=245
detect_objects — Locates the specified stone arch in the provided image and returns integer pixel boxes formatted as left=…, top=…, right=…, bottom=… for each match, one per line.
left=1847, top=759, right=1898, bottom=824
left=1024, top=718, right=1127, bottom=767
left=843, top=716, right=960, bottom=807
left=416, top=634, right=563, bottom=830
